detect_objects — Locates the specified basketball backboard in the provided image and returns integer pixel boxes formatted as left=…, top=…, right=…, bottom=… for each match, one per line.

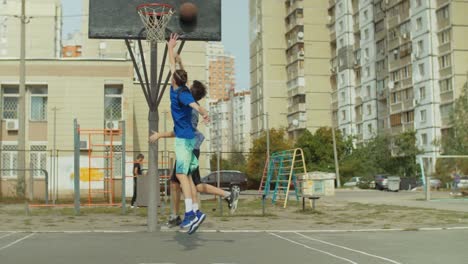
left=88, top=0, right=221, bottom=41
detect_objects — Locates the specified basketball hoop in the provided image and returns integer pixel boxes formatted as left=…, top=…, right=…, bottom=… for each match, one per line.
left=137, top=3, right=174, bottom=42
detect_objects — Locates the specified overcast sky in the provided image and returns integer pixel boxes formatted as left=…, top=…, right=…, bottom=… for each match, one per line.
left=61, top=0, right=250, bottom=90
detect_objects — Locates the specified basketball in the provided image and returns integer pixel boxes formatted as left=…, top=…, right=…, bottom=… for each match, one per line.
left=179, top=2, right=198, bottom=23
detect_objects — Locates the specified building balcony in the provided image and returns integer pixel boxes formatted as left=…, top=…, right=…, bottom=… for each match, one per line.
left=387, top=15, right=400, bottom=29
left=378, top=89, right=388, bottom=100
left=288, top=85, right=306, bottom=98
left=355, top=96, right=363, bottom=105
left=378, top=109, right=388, bottom=118
left=439, top=42, right=451, bottom=54
left=353, top=22, right=360, bottom=33
left=440, top=90, right=454, bottom=103
left=332, top=101, right=338, bottom=110
left=330, top=28, right=336, bottom=42
left=355, top=114, right=363, bottom=123
left=286, top=0, right=303, bottom=16
left=329, top=0, right=336, bottom=8
left=441, top=116, right=451, bottom=128
left=402, top=77, right=412, bottom=88
left=402, top=98, right=415, bottom=110
left=437, top=0, right=450, bottom=8
left=388, top=37, right=400, bottom=52
left=375, top=29, right=386, bottom=41
left=439, top=66, right=453, bottom=78
left=288, top=103, right=306, bottom=113
left=391, top=102, right=402, bottom=113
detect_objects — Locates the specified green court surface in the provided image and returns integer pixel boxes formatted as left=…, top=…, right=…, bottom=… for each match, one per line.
left=1, top=229, right=466, bottom=264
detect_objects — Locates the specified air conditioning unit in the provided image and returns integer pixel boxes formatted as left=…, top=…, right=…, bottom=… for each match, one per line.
left=79, top=140, right=89, bottom=150
left=298, top=50, right=305, bottom=59
left=6, top=119, right=18, bottom=131
left=105, top=120, right=120, bottom=130
left=297, top=31, right=304, bottom=40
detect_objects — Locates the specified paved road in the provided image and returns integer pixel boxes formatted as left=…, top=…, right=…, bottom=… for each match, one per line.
left=1, top=229, right=467, bottom=264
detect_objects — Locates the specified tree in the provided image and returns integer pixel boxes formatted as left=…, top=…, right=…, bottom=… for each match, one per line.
left=435, top=83, right=468, bottom=178
left=295, top=127, right=351, bottom=172
left=441, top=84, right=468, bottom=155
left=246, top=128, right=292, bottom=184
left=391, top=131, right=423, bottom=177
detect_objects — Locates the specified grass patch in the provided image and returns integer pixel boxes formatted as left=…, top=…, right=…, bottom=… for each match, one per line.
left=403, top=227, right=419, bottom=231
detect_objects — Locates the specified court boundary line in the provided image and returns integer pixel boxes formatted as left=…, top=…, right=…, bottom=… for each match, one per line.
left=0, top=232, right=17, bottom=239
left=295, top=232, right=402, bottom=264
left=0, top=233, right=35, bottom=251
left=1, top=226, right=468, bottom=234
left=270, top=232, right=358, bottom=264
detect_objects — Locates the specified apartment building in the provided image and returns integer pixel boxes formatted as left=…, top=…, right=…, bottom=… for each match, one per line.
left=250, top=0, right=331, bottom=140
left=0, top=0, right=62, bottom=58
left=328, top=0, right=468, bottom=162
left=208, top=90, right=251, bottom=154
left=206, top=42, right=236, bottom=100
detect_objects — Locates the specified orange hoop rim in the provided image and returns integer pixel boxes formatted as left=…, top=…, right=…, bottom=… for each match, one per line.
left=136, top=3, right=174, bottom=17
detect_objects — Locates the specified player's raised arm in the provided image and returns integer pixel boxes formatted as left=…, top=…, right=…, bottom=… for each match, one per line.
left=167, top=33, right=179, bottom=74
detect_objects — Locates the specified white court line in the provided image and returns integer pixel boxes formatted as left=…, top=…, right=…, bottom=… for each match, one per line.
left=295, top=232, right=402, bottom=264
left=269, top=233, right=358, bottom=264
left=0, top=232, right=16, bottom=239
left=2, top=226, right=468, bottom=234
left=0, top=233, right=35, bottom=251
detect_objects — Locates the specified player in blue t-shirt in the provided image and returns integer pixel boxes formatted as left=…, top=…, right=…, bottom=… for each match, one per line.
left=151, top=33, right=209, bottom=233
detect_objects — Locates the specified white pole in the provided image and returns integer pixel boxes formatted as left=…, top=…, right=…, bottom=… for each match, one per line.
left=17, top=0, right=27, bottom=199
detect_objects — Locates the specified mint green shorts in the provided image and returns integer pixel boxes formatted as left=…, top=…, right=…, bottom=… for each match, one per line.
left=175, top=138, right=199, bottom=175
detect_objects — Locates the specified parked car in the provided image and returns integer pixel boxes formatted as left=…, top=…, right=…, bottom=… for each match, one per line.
left=457, top=177, right=468, bottom=189
left=344, top=177, right=361, bottom=187
left=374, top=174, right=389, bottom=190
left=201, top=170, right=248, bottom=192
left=430, top=178, right=442, bottom=190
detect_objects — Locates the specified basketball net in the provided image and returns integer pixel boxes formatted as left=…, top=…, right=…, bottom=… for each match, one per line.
left=137, top=4, right=174, bottom=42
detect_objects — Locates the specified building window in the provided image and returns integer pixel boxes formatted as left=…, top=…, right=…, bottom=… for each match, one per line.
left=416, top=0, right=422, bottom=7
left=363, top=10, right=368, bottom=21
left=419, top=63, right=425, bottom=76
left=30, top=145, right=47, bottom=177
left=30, top=86, right=48, bottom=121
left=420, top=110, right=427, bottom=123
left=367, top=104, right=372, bottom=115
left=365, top=66, right=370, bottom=77
left=440, top=78, right=453, bottom=92
left=340, top=91, right=345, bottom=103
left=1, top=144, right=17, bottom=177
left=366, top=86, right=371, bottom=97
left=419, top=86, right=426, bottom=99
left=104, top=85, right=123, bottom=121
left=440, top=30, right=450, bottom=44
left=339, top=21, right=343, bottom=32
left=416, top=17, right=422, bottom=31
left=341, top=110, right=346, bottom=121
left=417, top=40, right=424, bottom=55
left=421, top=133, right=428, bottom=145
left=364, top=29, right=369, bottom=40
left=339, top=38, right=344, bottom=47
left=440, top=54, right=451, bottom=69
left=2, top=86, right=18, bottom=119
left=367, top=124, right=373, bottom=134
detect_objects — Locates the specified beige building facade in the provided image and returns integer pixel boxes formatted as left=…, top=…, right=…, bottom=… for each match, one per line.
left=0, top=0, right=62, bottom=58
left=250, top=0, right=332, bottom=140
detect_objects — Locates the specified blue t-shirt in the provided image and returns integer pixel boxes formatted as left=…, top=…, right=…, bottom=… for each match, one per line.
left=170, top=85, right=196, bottom=139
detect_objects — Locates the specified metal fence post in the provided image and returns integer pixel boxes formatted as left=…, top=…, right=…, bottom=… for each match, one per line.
left=74, top=119, right=80, bottom=215
left=121, top=121, right=126, bottom=214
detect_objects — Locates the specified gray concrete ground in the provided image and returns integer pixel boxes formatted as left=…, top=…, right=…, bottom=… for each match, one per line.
left=328, top=189, right=468, bottom=212
left=1, top=229, right=467, bottom=264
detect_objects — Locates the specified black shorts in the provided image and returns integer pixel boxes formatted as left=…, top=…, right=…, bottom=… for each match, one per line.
left=171, top=149, right=201, bottom=186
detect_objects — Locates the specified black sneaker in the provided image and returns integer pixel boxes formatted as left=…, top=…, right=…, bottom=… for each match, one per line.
left=166, top=216, right=182, bottom=228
